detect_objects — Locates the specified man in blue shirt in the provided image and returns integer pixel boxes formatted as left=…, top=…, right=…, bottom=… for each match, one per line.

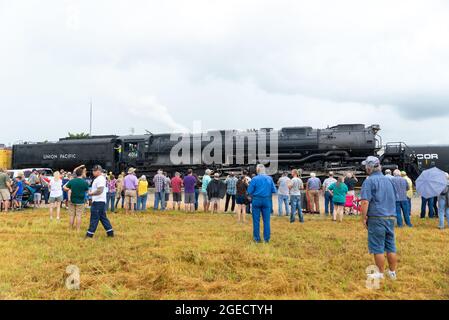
left=392, top=169, right=412, bottom=227
left=360, top=156, right=398, bottom=281
left=247, top=164, right=277, bottom=243
left=306, top=173, right=322, bottom=214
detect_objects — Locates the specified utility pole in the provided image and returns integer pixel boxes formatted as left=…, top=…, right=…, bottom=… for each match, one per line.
left=89, top=98, right=93, bottom=136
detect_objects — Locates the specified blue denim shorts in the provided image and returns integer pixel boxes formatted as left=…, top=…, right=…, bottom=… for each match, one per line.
left=367, top=217, right=397, bottom=254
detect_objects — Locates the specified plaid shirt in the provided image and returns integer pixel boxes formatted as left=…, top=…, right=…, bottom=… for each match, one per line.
left=225, top=176, right=238, bottom=195
left=153, top=174, right=166, bottom=192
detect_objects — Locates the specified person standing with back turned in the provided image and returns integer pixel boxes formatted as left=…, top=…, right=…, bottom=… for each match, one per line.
left=360, top=156, right=398, bottom=281
left=247, top=164, right=277, bottom=243
left=183, top=169, right=197, bottom=213
left=322, top=172, right=337, bottom=216
left=86, top=165, right=114, bottom=239
left=306, top=173, right=321, bottom=214
left=289, top=169, right=304, bottom=223
left=64, top=165, right=89, bottom=232
left=0, top=168, right=12, bottom=212
left=392, top=169, right=412, bottom=228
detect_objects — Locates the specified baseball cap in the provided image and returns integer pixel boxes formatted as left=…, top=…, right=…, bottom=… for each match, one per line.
left=92, top=164, right=103, bottom=172
left=362, top=156, right=380, bottom=167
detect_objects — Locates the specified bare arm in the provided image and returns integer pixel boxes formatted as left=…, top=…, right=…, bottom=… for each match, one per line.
left=360, top=200, right=369, bottom=229
left=73, top=164, right=85, bottom=173
left=89, top=186, right=104, bottom=196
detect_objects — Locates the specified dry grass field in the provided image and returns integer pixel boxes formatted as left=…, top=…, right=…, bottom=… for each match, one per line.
left=0, top=205, right=448, bottom=300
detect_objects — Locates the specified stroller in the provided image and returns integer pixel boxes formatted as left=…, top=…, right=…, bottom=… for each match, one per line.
left=344, top=194, right=361, bottom=215
left=20, top=185, right=37, bottom=209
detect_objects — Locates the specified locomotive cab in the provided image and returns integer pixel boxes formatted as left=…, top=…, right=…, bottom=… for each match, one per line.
left=116, top=135, right=151, bottom=173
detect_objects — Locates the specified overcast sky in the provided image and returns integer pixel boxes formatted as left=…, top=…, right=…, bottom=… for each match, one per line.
left=1, top=0, right=449, bottom=146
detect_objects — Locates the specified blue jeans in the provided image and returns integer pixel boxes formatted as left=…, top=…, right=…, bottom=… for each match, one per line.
left=290, top=195, right=303, bottom=223
left=86, top=202, right=114, bottom=238
left=194, top=189, right=200, bottom=211
left=137, top=194, right=148, bottom=211
left=396, top=200, right=412, bottom=227
left=42, top=187, right=50, bottom=204
left=225, top=194, right=236, bottom=212
left=421, top=197, right=435, bottom=218
left=324, top=191, right=334, bottom=215
left=407, top=197, right=412, bottom=215
left=154, top=191, right=166, bottom=210
left=278, top=194, right=290, bottom=216
left=252, top=197, right=272, bottom=243
left=246, top=199, right=252, bottom=214
left=115, top=194, right=124, bottom=209
left=106, top=192, right=116, bottom=212
left=438, top=198, right=449, bottom=229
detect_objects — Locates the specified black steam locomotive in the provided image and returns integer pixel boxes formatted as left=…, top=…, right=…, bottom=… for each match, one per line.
left=11, top=124, right=417, bottom=178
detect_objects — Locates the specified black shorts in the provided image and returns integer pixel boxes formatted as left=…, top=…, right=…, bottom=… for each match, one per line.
left=236, top=195, right=246, bottom=205
left=173, top=192, right=182, bottom=202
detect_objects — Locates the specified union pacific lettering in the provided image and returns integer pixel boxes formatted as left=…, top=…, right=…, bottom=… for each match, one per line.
left=43, top=154, right=77, bottom=160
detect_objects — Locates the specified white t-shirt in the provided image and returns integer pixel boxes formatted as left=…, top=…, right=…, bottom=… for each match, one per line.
left=278, top=176, right=291, bottom=196
left=92, top=175, right=107, bottom=203
left=290, top=177, right=303, bottom=196
left=49, top=178, right=63, bottom=198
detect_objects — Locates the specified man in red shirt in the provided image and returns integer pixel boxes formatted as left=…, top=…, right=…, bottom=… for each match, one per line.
left=170, top=172, right=183, bottom=210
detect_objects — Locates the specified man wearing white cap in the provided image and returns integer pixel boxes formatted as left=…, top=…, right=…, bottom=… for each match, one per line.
left=360, top=156, right=398, bottom=281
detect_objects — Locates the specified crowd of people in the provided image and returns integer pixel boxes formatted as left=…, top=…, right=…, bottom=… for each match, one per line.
left=1, top=157, right=449, bottom=281
left=1, top=164, right=449, bottom=230
left=1, top=164, right=449, bottom=225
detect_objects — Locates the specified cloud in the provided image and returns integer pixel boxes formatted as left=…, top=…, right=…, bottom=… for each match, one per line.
left=1, top=0, right=449, bottom=146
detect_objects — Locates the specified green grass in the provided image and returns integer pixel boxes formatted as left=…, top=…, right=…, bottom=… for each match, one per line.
left=0, top=209, right=448, bottom=300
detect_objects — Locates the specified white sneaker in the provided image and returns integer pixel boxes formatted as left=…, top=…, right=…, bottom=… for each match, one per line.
left=386, top=270, right=397, bottom=281
left=367, top=272, right=384, bottom=280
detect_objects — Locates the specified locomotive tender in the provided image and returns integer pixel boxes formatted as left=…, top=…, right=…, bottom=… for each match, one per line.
left=12, top=124, right=386, bottom=177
